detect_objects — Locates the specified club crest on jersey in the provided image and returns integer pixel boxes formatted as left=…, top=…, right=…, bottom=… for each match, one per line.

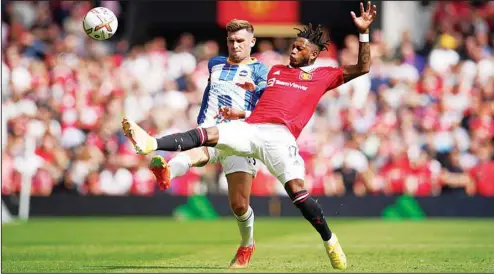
left=299, top=71, right=313, bottom=80
left=239, top=70, right=249, bottom=77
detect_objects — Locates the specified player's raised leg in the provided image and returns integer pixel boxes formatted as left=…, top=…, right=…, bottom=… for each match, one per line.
left=222, top=158, right=256, bottom=268
left=121, top=118, right=220, bottom=154
left=285, top=179, right=347, bottom=270
left=149, top=147, right=210, bottom=190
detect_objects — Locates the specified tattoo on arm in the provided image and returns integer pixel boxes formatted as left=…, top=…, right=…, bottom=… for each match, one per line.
left=360, top=42, right=370, bottom=65
left=343, top=41, right=371, bottom=83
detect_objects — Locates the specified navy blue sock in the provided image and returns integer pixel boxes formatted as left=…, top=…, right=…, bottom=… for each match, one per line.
left=156, top=128, right=208, bottom=152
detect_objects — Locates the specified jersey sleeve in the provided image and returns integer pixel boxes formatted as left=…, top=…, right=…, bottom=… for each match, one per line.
left=207, top=56, right=227, bottom=73
left=320, top=66, right=345, bottom=92
left=253, top=63, right=270, bottom=98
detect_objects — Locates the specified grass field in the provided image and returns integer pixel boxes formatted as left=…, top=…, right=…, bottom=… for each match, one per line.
left=2, top=217, right=494, bottom=272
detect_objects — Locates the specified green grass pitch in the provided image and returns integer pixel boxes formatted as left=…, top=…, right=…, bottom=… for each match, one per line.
left=2, top=217, right=494, bottom=272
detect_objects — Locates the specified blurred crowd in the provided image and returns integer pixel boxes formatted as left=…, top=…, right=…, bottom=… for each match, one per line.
left=2, top=1, right=494, bottom=197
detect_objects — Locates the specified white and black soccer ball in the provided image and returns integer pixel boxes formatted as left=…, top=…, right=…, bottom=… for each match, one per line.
left=82, top=7, right=118, bottom=41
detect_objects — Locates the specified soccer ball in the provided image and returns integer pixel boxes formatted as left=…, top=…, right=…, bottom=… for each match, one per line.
left=82, top=7, right=118, bottom=41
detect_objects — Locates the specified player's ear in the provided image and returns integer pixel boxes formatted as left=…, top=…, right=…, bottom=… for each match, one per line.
left=310, top=49, right=319, bottom=62
left=250, top=37, right=256, bottom=48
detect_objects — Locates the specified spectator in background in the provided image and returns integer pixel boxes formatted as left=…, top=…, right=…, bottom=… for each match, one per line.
left=130, top=157, right=156, bottom=196
left=439, top=148, right=474, bottom=195
left=168, top=32, right=197, bottom=89
left=428, top=33, right=460, bottom=77
left=1, top=1, right=493, bottom=198
left=253, top=39, right=283, bottom=69
left=468, top=139, right=494, bottom=197
left=404, top=146, right=440, bottom=197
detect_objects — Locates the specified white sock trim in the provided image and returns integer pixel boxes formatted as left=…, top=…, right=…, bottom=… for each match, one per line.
left=235, top=206, right=253, bottom=222
left=292, top=193, right=309, bottom=203
left=328, top=234, right=336, bottom=245
left=324, top=235, right=337, bottom=247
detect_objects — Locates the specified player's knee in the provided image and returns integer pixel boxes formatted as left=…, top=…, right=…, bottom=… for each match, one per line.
left=204, top=127, right=219, bottom=146
left=284, top=179, right=306, bottom=197
left=230, top=199, right=249, bottom=216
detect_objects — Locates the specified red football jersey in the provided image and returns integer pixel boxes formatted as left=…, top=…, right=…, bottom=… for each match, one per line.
left=246, top=64, right=345, bottom=139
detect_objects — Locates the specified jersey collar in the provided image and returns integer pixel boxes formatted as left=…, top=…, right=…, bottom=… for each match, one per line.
left=288, top=64, right=317, bottom=73
left=227, top=57, right=258, bottom=65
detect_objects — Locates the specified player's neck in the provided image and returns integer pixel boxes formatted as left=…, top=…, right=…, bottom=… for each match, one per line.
left=227, top=56, right=255, bottom=65
left=288, top=62, right=316, bottom=70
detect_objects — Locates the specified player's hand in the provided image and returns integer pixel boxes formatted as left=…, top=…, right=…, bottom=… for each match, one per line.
left=351, top=1, right=377, bottom=33
left=236, top=80, right=256, bottom=92
left=214, top=106, right=245, bottom=122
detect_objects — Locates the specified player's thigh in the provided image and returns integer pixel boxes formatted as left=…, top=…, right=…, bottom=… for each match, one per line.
left=216, top=120, right=256, bottom=157
left=183, top=147, right=210, bottom=167
left=222, top=156, right=256, bottom=214
left=263, top=141, right=305, bottom=185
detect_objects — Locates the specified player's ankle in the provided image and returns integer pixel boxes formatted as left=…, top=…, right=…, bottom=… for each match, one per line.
left=240, top=239, right=254, bottom=247
left=326, top=235, right=337, bottom=246
left=152, top=138, right=158, bottom=151
left=168, top=153, right=192, bottom=180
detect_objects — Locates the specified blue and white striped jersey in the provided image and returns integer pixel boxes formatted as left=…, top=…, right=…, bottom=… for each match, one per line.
left=196, top=56, right=269, bottom=127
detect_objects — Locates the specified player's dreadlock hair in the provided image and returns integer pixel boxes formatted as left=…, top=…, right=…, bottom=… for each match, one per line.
left=295, top=23, right=330, bottom=52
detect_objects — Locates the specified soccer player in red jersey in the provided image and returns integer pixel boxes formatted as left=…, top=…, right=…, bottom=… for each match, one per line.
left=122, top=2, right=377, bottom=270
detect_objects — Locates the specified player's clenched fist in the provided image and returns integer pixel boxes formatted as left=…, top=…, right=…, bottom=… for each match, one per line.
left=215, top=106, right=245, bottom=121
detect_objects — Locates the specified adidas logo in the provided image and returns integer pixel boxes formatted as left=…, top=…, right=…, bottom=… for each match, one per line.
left=382, top=195, right=425, bottom=220
left=273, top=70, right=281, bottom=75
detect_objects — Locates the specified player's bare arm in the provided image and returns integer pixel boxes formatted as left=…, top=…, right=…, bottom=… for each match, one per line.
left=215, top=106, right=247, bottom=121
left=342, top=1, right=377, bottom=83
left=236, top=80, right=256, bottom=91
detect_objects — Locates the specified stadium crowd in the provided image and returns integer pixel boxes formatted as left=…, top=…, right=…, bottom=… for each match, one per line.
left=2, top=1, right=494, bottom=197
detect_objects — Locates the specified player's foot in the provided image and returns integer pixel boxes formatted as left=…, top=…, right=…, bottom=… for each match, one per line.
left=121, top=117, right=157, bottom=155
left=149, top=155, right=171, bottom=190
left=228, top=242, right=255, bottom=269
left=325, top=234, right=347, bottom=270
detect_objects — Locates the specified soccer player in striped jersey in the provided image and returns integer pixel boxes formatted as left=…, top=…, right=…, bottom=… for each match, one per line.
left=123, top=2, right=377, bottom=270
left=147, top=19, right=269, bottom=269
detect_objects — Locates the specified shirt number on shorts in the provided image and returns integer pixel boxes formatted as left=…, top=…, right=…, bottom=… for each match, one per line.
left=288, top=145, right=298, bottom=158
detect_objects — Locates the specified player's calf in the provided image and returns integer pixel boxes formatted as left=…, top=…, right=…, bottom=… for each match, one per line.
left=287, top=186, right=332, bottom=241
left=155, top=127, right=219, bottom=152
left=285, top=180, right=346, bottom=270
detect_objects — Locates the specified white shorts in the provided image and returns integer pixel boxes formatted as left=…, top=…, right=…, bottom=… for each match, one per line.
left=207, top=148, right=258, bottom=177
left=214, top=120, right=305, bottom=184
left=199, top=124, right=258, bottom=177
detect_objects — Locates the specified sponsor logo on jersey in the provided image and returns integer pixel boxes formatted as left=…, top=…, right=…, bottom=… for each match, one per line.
left=267, top=78, right=308, bottom=91
left=273, top=70, right=281, bottom=75
left=299, top=71, right=313, bottom=80
left=267, top=78, right=276, bottom=87
left=239, top=70, right=249, bottom=77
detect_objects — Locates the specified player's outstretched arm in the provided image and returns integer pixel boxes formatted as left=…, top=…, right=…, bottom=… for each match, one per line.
left=342, top=1, right=377, bottom=83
